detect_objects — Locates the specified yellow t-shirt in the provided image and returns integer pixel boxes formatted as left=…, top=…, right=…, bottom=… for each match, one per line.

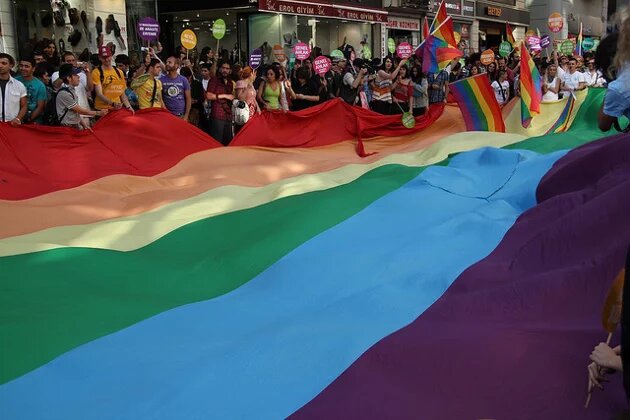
left=136, top=77, right=163, bottom=109
left=92, top=67, right=127, bottom=110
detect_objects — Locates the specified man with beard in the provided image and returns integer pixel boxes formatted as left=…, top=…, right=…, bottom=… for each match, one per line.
left=206, top=60, right=235, bottom=145
left=160, top=56, right=191, bottom=120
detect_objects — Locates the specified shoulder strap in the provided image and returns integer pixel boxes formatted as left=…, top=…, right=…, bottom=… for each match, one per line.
left=98, top=65, right=104, bottom=85
left=151, top=79, right=157, bottom=105
left=56, top=87, right=74, bottom=124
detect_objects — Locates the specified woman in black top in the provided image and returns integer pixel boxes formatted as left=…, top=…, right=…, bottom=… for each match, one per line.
left=291, top=67, right=320, bottom=111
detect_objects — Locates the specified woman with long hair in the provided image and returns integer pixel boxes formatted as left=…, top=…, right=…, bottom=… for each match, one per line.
left=371, top=56, right=407, bottom=114
left=410, top=64, right=428, bottom=116
left=541, top=63, right=561, bottom=102
left=391, top=64, right=413, bottom=114
left=486, top=62, right=497, bottom=82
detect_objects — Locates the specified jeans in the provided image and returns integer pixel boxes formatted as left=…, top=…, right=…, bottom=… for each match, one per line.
left=210, top=119, right=234, bottom=146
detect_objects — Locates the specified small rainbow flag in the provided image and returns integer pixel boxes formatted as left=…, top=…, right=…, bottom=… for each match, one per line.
left=520, top=41, right=542, bottom=128
left=422, top=36, right=462, bottom=74
left=429, top=0, right=448, bottom=33
left=432, top=15, right=458, bottom=47
left=449, top=74, right=506, bottom=132
left=576, top=22, right=583, bottom=56
left=506, top=22, right=516, bottom=45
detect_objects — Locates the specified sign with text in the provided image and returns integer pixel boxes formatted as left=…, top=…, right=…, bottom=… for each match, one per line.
left=314, top=55, right=332, bottom=75
left=249, top=48, right=263, bottom=69
left=387, top=38, right=396, bottom=54
left=582, top=38, right=595, bottom=51
left=499, top=41, right=512, bottom=57
left=293, top=43, right=311, bottom=60
left=258, top=0, right=386, bottom=23
left=560, top=39, right=574, bottom=55
left=180, top=29, right=197, bottom=50
left=548, top=12, right=564, bottom=33
left=480, top=49, right=495, bottom=65
left=540, top=35, right=551, bottom=48
left=386, top=17, right=420, bottom=31
left=273, top=44, right=287, bottom=62
left=527, top=36, right=542, bottom=51
left=212, top=19, right=226, bottom=40
left=138, top=17, right=160, bottom=42
left=396, top=42, right=413, bottom=59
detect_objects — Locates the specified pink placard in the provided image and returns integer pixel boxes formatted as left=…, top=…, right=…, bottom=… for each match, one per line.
left=396, top=42, right=413, bottom=59
left=527, top=36, right=542, bottom=51
left=314, top=55, right=332, bottom=76
left=294, top=43, right=311, bottom=61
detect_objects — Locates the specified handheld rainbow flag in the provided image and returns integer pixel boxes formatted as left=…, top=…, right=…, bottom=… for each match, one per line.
left=423, top=16, right=430, bottom=41
left=506, top=22, right=516, bottom=45
left=449, top=74, right=506, bottom=132
left=576, top=22, right=583, bottom=56
left=429, top=0, right=448, bottom=33
left=422, top=18, right=463, bottom=74
left=519, top=41, right=542, bottom=128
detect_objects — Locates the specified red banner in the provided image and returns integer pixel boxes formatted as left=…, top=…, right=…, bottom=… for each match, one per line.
left=258, top=0, right=387, bottom=23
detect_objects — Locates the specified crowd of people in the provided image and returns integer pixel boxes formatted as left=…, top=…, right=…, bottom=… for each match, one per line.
left=0, top=33, right=620, bottom=146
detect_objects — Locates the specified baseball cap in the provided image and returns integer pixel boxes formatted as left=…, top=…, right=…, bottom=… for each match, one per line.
left=98, top=45, right=112, bottom=58
left=58, top=63, right=82, bottom=79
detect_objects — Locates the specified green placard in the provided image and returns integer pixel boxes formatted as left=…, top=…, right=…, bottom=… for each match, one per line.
left=499, top=41, right=512, bottom=58
left=591, top=39, right=600, bottom=51
left=331, top=49, right=344, bottom=59
left=402, top=112, right=415, bottom=129
left=560, top=40, right=574, bottom=55
left=362, top=45, right=372, bottom=60
left=582, top=38, right=595, bottom=51
left=213, top=19, right=226, bottom=40
left=388, top=38, right=396, bottom=54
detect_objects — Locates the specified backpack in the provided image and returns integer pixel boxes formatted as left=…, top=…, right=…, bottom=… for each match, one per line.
left=43, top=87, right=74, bottom=126
left=232, top=99, right=249, bottom=125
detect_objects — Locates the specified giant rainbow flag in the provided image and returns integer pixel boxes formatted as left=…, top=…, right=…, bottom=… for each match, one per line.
left=1, top=88, right=630, bottom=419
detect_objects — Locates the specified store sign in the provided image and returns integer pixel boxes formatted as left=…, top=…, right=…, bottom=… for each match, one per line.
left=138, top=17, right=160, bottom=42
left=387, top=17, right=421, bottom=31
left=258, top=0, right=387, bottom=23
left=487, top=6, right=502, bottom=17
left=475, top=2, right=529, bottom=25
left=444, top=0, right=462, bottom=15
left=463, top=1, right=475, bottom=17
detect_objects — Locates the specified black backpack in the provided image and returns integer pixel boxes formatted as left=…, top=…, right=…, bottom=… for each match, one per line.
left=43, top=87, right=74, bottom=126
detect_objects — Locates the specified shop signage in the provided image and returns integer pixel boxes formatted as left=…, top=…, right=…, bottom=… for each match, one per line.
left=480, top=49, right=495, bottom=65
left=540, top=35, right=551, bottom=48
left=499, top=41, right=512, bottom=57
left=582, top=38, right=595, bottom=51
left=487, top=6, right=502, bottom=17
left=396, top=42, right=413, bottom=59
left=475, top=2, right=529, bottom=25
left=463, top=1, right=475, bottom=17
left=258, top=0, right=387, bottom=23
left=138, top=17, right=160, bottom=42
left=293, top=43, right=311, bottom=60
left=212, top=19, right=226, bottom=40
left=387, top=17, right=421, bottom=31
left=444, top=0, right=462, bottom=15
left=180, top=29, right=197, bottom=50
left=548, top=12, right=563, bottom=33
left=314, top=55, right=332, bottom=75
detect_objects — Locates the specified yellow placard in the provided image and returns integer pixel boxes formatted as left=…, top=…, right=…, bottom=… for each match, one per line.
left=454, top=31, right=461, bottom=44
left=180, top=29, right=197, bottom=50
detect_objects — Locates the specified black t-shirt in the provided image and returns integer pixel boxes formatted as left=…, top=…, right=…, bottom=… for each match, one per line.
left=291, top=82, right=317, bottom=111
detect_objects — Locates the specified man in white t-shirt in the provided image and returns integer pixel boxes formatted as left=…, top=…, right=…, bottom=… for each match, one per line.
left=491, top=69, right=510, bottom=106
left=561, top=56, right=586, bottom=92
left=51, top=52, right=93, bottom=125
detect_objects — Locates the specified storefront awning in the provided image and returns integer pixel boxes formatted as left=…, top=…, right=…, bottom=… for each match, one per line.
left=258, top=0, right=388, bottom=23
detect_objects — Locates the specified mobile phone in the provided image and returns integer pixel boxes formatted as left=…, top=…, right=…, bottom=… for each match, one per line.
left=141, top=47, right=149, bottom=52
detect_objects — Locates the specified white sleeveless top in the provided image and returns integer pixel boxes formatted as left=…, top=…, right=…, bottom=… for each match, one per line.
left=542, top=76, right=559, bottom=102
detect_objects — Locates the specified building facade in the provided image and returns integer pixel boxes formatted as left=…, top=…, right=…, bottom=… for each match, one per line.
left=529, top=0, right=608, bottom=41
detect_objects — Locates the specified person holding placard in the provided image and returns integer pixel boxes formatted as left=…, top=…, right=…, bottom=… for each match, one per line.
left=391, top=64, right=413, bottom=114
left=561, top=56, right=587, bottom=92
